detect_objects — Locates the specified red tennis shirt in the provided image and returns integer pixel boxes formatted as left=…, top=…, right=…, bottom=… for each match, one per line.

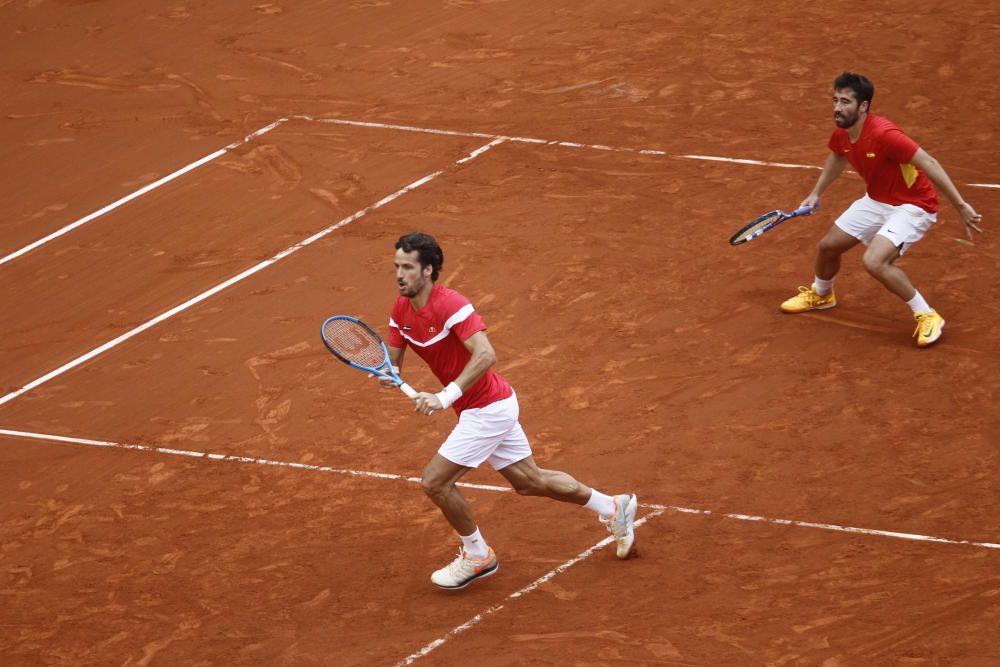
left=828, top=115, right=938, bottom=213
left=388, top=283, right=512, bottom=414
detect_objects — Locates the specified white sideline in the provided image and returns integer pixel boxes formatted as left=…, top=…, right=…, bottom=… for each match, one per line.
left=394, top=507, right=667, bottom=666
left=2, top=427, right=997, bottom=553
left=0, top=138, right=507, bottom=408
left=0, top=119, right=289, bottom=267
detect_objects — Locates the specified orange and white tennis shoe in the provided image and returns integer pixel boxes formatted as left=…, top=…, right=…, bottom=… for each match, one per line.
left=431, top=547, right=499, bottom=590
left=913, top=310, right=945, bottom=347
left=780, top=285, right=837, bottom=313
left=601, top=493, right=638, bottom=559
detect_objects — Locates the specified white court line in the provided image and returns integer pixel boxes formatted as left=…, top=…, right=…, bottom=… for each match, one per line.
left=658, top=505, right=1000, bottom=551
left=7, top=115, right=993, bottom=270
left=0, top=118, right=290, bottom=268
left=2, top=427, right=997, bottom=553
left=305, top=116, right=1000, bottom=187
left=0, top=428, right=512, bottom=493
left=677, top=153, right=818, bottom=170
left=395, top=507, right=667, bottom=667
left=0, top=424, right=661, bottom=665
left=0, top=138, right=507, bottom=408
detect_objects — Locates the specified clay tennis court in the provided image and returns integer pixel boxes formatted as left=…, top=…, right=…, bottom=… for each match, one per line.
left=2, top=1, right=998, bottom=665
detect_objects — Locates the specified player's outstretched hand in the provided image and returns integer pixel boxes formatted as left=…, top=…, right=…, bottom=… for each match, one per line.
left=959, top=202, right=983, bottom=241
left=413, top=392, right=443, bottom=416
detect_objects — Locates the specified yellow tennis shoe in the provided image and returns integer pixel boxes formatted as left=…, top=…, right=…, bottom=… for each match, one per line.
left=780, top=285, right=837, bottom=313
left=913, top=310, right=945, bottom=347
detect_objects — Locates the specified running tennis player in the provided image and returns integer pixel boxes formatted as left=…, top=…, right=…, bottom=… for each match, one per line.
left=379, top=232, right=637, bottom=589
left=781, top=72, right=983, bottom=347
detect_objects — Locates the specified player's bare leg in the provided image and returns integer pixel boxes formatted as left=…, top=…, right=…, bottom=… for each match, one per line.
left=861, top=235, right=915, bottom=300
left=782, top=226, right=858, bottom=313
left=863, top=235, right=944, bottom=346
left=422, top=454, right=499, bottom=589
left=498, top=456, right=638, bottom=558
left=815, top=225, right=860, bottom=281
left=497, top=456, right=592, bottom=503
left=421, top=454, right=476, bottom=535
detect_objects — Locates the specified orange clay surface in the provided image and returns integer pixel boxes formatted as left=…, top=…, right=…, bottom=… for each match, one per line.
left=1, top=2, right=998, bottom=665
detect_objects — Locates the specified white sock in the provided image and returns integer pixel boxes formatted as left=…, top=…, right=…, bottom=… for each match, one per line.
left=814, top=276, right=835, bottom=296
left=584, top=489, right=617, bottom=519
left=460, top=527, right=489, bottom=559
left=906, top=291, right=932, bottom=313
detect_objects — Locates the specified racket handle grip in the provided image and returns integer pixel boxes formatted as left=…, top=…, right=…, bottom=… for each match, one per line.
left=398, top=382, right=418, bottom=399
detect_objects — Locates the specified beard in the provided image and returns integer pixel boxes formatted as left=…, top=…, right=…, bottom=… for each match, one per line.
left=834, top=110, right=858, bottom=129
left=399, top=277, right=424, bottom=298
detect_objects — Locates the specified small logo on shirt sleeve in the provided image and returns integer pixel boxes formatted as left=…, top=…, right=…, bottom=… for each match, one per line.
left=866, top=152, right=876, bottom=158
left=428, top=326, right=437, bottom=334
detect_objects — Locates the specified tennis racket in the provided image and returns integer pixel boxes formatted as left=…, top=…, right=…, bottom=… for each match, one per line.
left=321, top=315, right=418, bottom=399
left=729, top=203, right=819, bottom=246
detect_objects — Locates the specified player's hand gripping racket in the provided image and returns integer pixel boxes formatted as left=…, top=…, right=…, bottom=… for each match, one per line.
left=321, top=316, right=418, bottom=399
left=729, top=203, right=820, bottom=246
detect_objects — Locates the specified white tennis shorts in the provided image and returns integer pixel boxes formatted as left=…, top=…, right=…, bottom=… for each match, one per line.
left=438, top=391, right=532, bottom=470
left=834, top=194, right=937, bottom=256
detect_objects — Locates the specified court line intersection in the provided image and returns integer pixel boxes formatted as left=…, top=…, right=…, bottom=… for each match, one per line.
left=4, top=115, right=995, bottom=267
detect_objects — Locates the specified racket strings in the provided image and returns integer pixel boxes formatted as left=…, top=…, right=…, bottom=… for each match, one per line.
left=734, top=212, right=782, bottom=243
left=323, top=319, right=385, bottom=368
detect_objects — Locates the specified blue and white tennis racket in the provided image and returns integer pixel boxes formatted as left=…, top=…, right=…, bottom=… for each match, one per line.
left=321, top=316, right=418, bottom=399
left=729, top=203, right=820, bottom=245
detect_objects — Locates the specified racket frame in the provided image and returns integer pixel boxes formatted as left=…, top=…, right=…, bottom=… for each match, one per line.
left=321, top=315, right=418, bottom=399
left=729, top=203, right=819, bottom=246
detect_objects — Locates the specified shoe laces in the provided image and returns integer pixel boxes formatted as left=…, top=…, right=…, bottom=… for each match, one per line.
left=602, top=510, right=629, bottom=539
left=447, top=548, right=486, bottom=576
left=796, top=285, right=821, bottom=304
left=913, top=311, right=936, bottom=337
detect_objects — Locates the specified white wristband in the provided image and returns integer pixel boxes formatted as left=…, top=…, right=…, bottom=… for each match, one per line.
left=435, top=382, right=463, bottom=409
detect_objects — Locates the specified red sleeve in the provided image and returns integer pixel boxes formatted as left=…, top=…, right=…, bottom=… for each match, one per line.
left=387, top=299, right=405, bottom=348
left=827, top=130, right=841, bottom=153
left=880, top=127, right=920, bottom=163
left=438, top=289, right=486, bottom=342
left=452, top=309, right=486, bottom=342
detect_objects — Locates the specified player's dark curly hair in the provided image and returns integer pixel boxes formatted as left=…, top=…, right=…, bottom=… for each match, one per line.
left=834, top=72, right=874, bottom=108
left=395, top=232, right=444, bottom=281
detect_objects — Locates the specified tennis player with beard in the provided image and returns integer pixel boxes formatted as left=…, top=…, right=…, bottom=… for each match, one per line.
left=781, top=72, right=983, bottom=347
left=379, top=232, right=637, bottom=590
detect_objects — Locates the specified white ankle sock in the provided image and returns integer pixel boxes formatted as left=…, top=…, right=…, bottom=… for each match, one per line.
left=460, top=528, right=490, bottom=559
left=906, top=291, right=932, bottom=313
left=584, top=489, right=617, bottom=519
left=814, top=276, right=835, bottom=296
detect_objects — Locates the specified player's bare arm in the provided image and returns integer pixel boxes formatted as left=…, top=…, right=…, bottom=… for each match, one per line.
left=909, top=148, right=984, bottom=240
left=413, top=331, right=496, bottom=415
left=801, top=152, right=848, bottom=209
